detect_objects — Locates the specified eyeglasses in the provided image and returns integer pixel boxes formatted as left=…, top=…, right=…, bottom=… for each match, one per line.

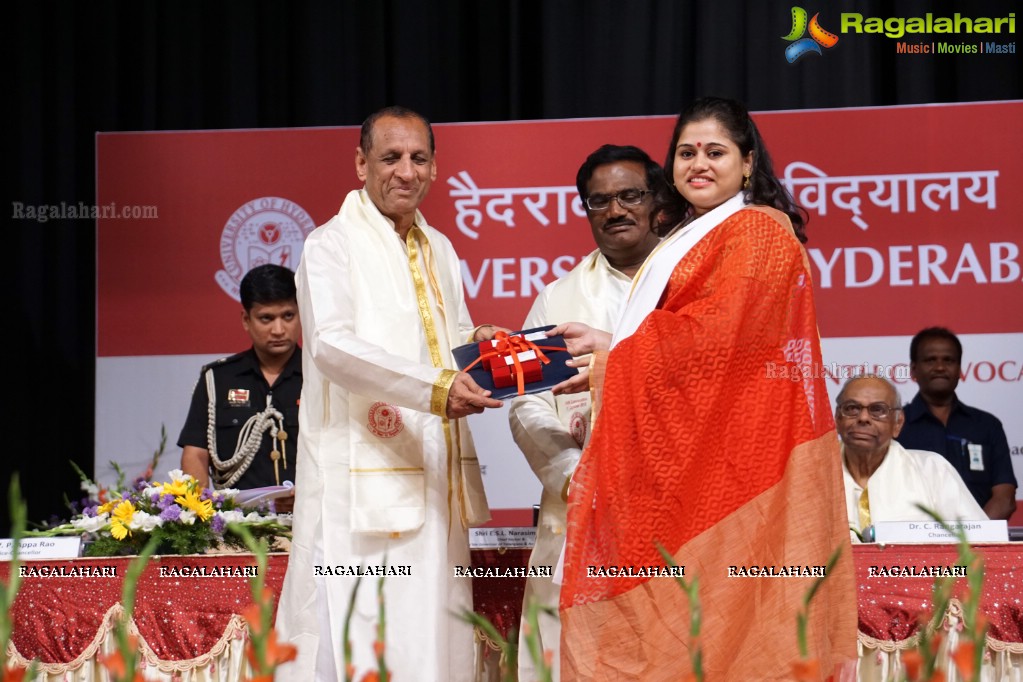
left=584, top=189, right=653, bottom=211
left=837, top=401, right=901, bottom=420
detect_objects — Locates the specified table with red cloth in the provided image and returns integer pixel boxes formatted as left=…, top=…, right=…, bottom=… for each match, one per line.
left=4, top=545, right=1021, bottom=681
left=2, top=549, right=530, bottom=681
left=2, top=553, right=287, bottom=680
left=468, top=547, right=532, bottom=680
left=854, top=543, right=1022, bottom=680
left=468, top=544, right=1023, bottom=680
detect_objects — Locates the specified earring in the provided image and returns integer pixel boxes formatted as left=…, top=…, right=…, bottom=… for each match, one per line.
left=743, top=172, right=751, bottom=190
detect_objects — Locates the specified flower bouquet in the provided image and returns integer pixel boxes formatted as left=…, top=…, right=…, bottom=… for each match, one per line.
left=29, top=468, right=291, bottom=557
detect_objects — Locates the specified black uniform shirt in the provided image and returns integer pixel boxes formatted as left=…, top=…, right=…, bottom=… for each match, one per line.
left=177, top=347, right=302, bottom=490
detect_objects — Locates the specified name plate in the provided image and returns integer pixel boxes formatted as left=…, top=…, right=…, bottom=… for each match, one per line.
left=469, top=527, right=536, bottom=550
left=0, top=537, right=83, bottom=561
left=869, top=520, right=1008, bottom=544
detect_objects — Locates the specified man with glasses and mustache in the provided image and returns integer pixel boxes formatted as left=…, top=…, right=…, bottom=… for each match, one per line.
left=837, top=375, right=985, bottom=542
left=508, top=144, right=665, bottom=681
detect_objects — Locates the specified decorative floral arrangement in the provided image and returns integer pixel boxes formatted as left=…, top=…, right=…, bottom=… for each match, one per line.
left=30, top=466, right=291, bottom=557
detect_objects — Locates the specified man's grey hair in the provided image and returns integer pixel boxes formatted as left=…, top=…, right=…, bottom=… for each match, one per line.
left=835, top=373, right=900, bottom=407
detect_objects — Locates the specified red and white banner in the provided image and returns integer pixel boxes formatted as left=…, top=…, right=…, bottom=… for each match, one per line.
left=97, top=102, right=1023, bottom=521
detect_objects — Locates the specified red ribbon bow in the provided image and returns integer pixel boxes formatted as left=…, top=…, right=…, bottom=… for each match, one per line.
left=464, top=331, right=563, bottom=395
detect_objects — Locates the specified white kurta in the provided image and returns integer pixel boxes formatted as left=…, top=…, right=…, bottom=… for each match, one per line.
left=843, top=440, right=987, bottom=542
left=507, top=249, right=631, bottom=681
left=276, top=190, right=488, bottom=682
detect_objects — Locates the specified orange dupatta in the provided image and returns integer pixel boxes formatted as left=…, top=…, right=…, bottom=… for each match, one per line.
left=560, top=207, right=857, bottom=681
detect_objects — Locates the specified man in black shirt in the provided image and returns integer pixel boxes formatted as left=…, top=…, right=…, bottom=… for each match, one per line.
left=895, top=327, right=1017, bottom=520
left=178, top=264, right=301, bottom=502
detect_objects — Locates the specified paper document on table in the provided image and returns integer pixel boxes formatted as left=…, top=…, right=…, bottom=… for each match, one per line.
left=234, top=481, right=294, bottom=508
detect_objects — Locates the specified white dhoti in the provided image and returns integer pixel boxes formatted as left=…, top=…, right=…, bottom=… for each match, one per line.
left=276, top=190, right=488, bottom=682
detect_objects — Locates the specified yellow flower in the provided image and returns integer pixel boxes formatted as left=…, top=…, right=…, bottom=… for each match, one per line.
left=175, top=490, right=214, bottom=521
left=161, top=479, right=190, bottom=497
left=110, top=520, right=129, bottom=540
left=112, top=499, right=136, bottom=521
left=110, top=499, right=135, bottom=540
left=97, top=500, right=117, bottom=515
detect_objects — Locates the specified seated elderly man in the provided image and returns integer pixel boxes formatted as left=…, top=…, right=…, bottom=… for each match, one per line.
left=837, top=375, right=986, bottom=541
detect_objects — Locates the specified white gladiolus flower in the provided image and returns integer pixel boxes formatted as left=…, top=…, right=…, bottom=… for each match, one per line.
left=72, top=514, right=109, bottom=533
left=128, top=511, right=163, bottom=532
left=217, top=509, right=245, bottom=524
left=166, top=469, right=192, bottom=483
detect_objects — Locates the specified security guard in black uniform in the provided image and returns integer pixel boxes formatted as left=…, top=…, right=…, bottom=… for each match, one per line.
left=178, top=264, right=302, bottom=504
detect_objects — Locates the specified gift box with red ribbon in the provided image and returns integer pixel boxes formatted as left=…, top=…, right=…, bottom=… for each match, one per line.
left=467, top=330, right=561, bottom=395
left=453, top=326, right=575, bottom=399
left=477, top=331, right=548, bottom=371
left=491, top=349, right=543, bottom=389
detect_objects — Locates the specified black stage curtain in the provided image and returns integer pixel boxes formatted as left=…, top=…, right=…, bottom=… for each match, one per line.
left=6, top=0, right=1020, bottom=531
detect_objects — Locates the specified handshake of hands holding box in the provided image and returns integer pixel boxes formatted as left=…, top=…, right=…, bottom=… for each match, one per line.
left=454, top=326, right=577, bottom=399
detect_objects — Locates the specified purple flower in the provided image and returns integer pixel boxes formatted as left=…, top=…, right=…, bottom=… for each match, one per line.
left=83, top=505, right=99, bottom=518
left=159, top=504, right=182, bottom=521
left=133, top=477, right=149, bottom=491
left=157, top=494, right=175, bottom=510
left=200, top=488, right=213, bottom=501
left=211, top=515, right=226, bottom=534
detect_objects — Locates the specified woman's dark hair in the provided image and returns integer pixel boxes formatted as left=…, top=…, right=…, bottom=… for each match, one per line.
left=662, top=97, right=808, bottom=243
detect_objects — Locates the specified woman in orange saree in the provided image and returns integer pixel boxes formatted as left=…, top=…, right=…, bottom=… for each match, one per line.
left=554, top=98, right=857, bottom=681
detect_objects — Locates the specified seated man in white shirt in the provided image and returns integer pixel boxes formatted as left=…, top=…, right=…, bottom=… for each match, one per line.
left=837, top=375, right=986, bottom=541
